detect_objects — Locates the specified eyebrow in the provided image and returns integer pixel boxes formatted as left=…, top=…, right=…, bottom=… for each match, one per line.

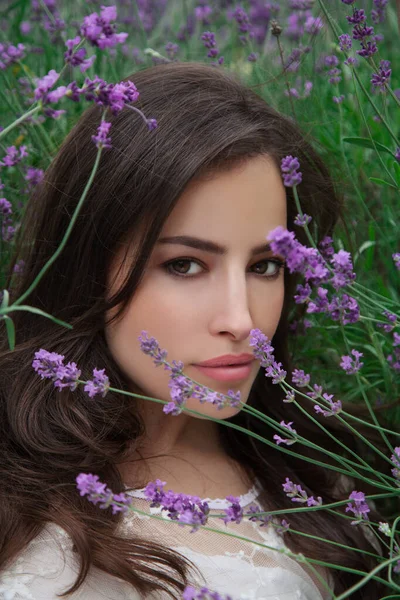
left=157, top=235, right=273, bottom=256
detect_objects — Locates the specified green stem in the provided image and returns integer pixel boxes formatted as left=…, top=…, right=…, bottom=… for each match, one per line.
left=0, top=105, right=42, bottom=142
left=12, top=133, right=104, bottom=307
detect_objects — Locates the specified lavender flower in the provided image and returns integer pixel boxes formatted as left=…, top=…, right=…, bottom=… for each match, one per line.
left=314, top=393, right=342, bottom=417
left=25, top=167, right=44, bottom=188
left=330, top=249, right=356, bottom=290
left=0, top=145, right=28, bottom=168
left=92, top=121, right=112, bottom=149
left=84, top=368, right=110, bottom=398
left=340, top=350, right=364, bottom=374
left=291, top=368, right=310, bottom=387
left=54, top=361, right=81, bottom=392
left=222, top=496, right=244, bottom=525
left=33, top=69, right=60, bottom=102
left=32, top=349, right=65, bottom=381
left=282, top=478, right=323, bottom=506
left=165, top=42, right=179, bottom=60
left=32, top=349, right=109, bottom=398
left=280, top=155, right=302, bottom=187
left=371, top=59, right=391, bottom=91
left=333, top=95, right=345, bottom=104
left=200, top=31, right=219, bottom=59
left=64, top=36, right=96, bottom=73
left=376, top=309, right=397, bottom=332
left=195, top=5, right=213, bottom=25
left=76, top=473, right=133, bottom=514
left=138, top=331, right=168, bottom=367
left=371, top=0, right=388, bottom=24
left=294, top=213, right=312, bottom=227
left=328, top=293, right=360, bottom=325
left=232, top=6, right=251, bottom=35
left=283, top=390, right=296, bottom=403
left=0, top=42, right=25, bottom=70
left=395, top=150, right=400, bottom=165
left=274, top=421, right=298, bottom=446
left=183, top=586, right=233, bottom=600
left=345, top=491, right=370, bottom=524
left=249, top=328, right=275, bottom=367
left=390, top=447, right=400, bottom=481
left=338, top=34, right=352, bottom=51
left=265, top=361, right=287, bottom=384
left=80, top=5, right=128, bottom=49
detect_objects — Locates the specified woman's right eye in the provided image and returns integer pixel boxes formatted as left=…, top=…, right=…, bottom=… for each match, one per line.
left=163, top=258, right=204, bottom=278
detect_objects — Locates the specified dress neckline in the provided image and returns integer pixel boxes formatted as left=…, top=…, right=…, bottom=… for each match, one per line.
left=124, top=478, right=262, bottom=509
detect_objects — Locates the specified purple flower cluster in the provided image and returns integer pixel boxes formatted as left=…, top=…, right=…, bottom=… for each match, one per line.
left=313, top=393, right=342, bottom=417
left=0, top=145, right=28, bottom=168
left=324, top=55, right=341, bottom=85
left=80, top=5, right=128, bottom=49
left=194, top=5, right=213, bottom=26
left=0, top=42, right=25, bottom=70
left=266, top=226, right=359, bottom=325
left=284, top=80, right=313, bottom=100
left=390, top=447, right=400, bottom=482
left=371, top=60, right=391, bottom=92
left=165, top=42, right=180, bottom=60
left=34, top=72, right=142, bottom=117
left=24, top=167, right=44, bottom=192
left=371, top=0, right=388, bottom=25
left=283, top=478, right=323, bottom=507
left=377, top=309, right=397, bottom=333
left=345, top=491, right=370, bottom=524
left=338, top=33, right=352, bottom=52
left=138, top=332, right=242, bottom=415
left=340, top=349, right=364, bottom=374
left=183, top=586, right=233, bottom=600
left=64, top=36, right=96, bottom=73
left=76, top=473, right=133, bottom=515
left=274, top=421, right=298, bottom=446
left=32, top=349, right=110, bottom=398
left=281, top=155, right=302, bottom=187
left=0, top=196, right=16, bottom=243
left=92, top=121, right=112, bottom=149
left=249, top=329, right=287, bottom=384
left=344, top=7, right=378, bottom=58
left=387, top=332, right=400, bottom=372
left=200, top=31, right=224, bottom=65
left=294, top=213, right=312, bottom=227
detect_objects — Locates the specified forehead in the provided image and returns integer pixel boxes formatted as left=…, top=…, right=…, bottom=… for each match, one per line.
left=160, top=155, right=287, bottom=244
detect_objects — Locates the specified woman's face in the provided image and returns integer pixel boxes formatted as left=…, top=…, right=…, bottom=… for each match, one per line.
left=105, top=155, right=287, bottom=420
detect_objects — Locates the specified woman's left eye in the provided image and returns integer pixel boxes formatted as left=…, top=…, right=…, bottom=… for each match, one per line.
left=162, top=258, right=285, bottom=279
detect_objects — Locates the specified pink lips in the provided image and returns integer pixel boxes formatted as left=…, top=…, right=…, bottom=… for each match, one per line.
left=193, top=353, right=255, bottom=382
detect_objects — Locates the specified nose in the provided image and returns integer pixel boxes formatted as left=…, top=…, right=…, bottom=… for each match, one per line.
left=209, top=271, right=254, bottom=342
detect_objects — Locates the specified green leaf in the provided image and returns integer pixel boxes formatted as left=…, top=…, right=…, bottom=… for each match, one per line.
left=354, top=240, right=376, bottom=265
left=342, top=137, right=393, bottom=155
left=3, top=315, right=15, bottom=351
left=5, top=305, right=73, bottom=329
left=392, top=159, right=400, bottom=186
left=369, top=177, right=399, bottom=190
left=0, top=289, right=9, bottom=310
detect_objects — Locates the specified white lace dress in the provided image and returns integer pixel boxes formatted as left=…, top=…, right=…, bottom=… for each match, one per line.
left=0, top=479, right=334, bottom=600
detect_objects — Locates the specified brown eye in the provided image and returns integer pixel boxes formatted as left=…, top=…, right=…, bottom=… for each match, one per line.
left=251, top=259, right=285, bottom=279
left=164, top=258, right=204, bottom=278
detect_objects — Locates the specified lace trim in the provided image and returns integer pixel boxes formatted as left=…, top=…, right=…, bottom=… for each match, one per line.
left=124, top=478, right=262, bottom=509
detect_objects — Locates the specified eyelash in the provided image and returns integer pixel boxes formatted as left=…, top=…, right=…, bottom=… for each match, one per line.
left=162, top=257, right=286, bottom=280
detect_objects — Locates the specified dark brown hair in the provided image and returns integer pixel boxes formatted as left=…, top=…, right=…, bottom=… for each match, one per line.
left=0, top=61, right=395, bottom=598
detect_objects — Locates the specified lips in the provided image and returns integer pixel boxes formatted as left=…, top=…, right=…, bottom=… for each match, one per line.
left=193, top=361, right=254, bottom=383
left=194, top=354, right=255, bottom=368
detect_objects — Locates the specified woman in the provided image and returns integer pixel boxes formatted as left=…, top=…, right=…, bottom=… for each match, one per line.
left=0, top=61, right=391, bottom=599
